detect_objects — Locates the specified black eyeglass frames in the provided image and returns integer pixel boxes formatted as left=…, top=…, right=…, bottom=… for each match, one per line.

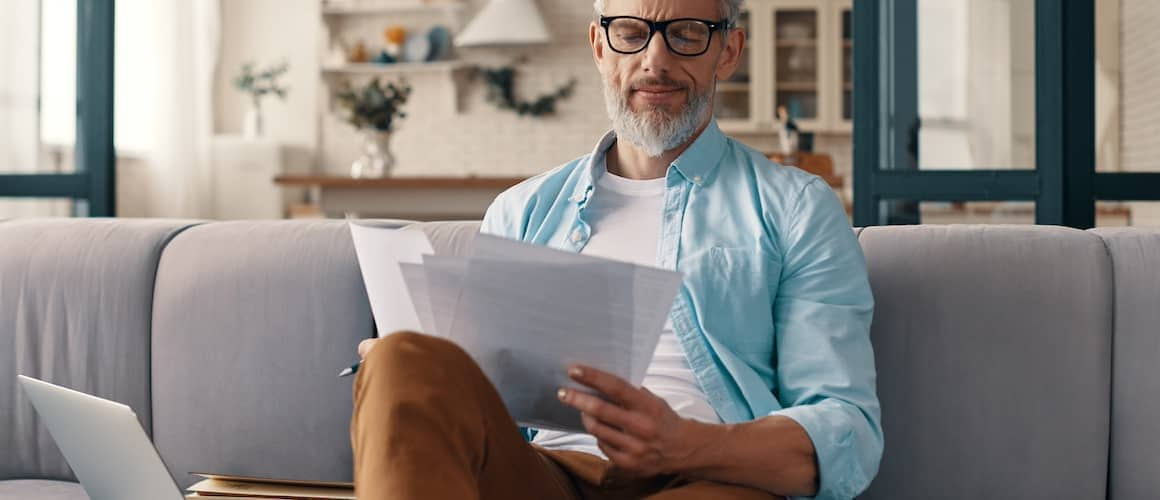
left=599, top=16, right=730, bottom=57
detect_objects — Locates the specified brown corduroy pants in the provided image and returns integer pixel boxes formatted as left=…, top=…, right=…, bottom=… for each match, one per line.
left=350, top=332, right=779, bottom=500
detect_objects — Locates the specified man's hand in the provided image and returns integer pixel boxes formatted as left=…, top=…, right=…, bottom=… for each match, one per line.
left=557, top=364, right=716, bottom=477
left=358, top=338, right=378, bottom=360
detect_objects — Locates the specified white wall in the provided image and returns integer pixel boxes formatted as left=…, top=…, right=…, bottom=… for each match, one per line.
left=215, top=0, right=320, bottom=174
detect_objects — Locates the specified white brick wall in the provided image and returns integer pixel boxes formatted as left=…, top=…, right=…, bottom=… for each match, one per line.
left=1120, top=0, right=1160, bottom=173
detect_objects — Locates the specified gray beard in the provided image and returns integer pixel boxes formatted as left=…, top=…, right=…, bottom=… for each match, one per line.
left=602, top=79, right=713, bottom=158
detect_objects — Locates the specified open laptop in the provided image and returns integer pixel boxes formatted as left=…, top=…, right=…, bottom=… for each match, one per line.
left=17, top=375, right=186, bottom=500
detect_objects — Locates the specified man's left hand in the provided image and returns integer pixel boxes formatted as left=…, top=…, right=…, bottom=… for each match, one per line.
left=557, top=364, right=713, bottom=477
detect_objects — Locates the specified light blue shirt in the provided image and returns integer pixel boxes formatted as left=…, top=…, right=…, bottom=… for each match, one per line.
left=481, top=121, right=882, bottom=500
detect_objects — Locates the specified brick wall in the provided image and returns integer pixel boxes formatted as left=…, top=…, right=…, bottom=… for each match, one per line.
left=1120, top=0, right=1160, bottom=173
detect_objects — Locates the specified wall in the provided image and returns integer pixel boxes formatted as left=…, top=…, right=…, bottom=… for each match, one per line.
left=1120, top=0, right=1160, bottom=173
left=316, top=0, right=611, bottom=177
left=215, top=0, right=320, bottom=174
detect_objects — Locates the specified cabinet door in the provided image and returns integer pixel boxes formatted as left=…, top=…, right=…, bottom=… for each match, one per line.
left=715, top=9, right=754, bottom=127
left=771, top=1, right=822, bottom=129
left=836, top=0, right=853, bottom=130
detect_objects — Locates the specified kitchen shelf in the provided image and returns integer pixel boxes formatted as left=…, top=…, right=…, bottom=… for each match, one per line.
left=321, top=2, right=464, bottom=16
left=321, top=61, right=467, bottom=76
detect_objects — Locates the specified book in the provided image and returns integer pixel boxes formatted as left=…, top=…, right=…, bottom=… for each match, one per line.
left=186, top=473, right=354, bottom=500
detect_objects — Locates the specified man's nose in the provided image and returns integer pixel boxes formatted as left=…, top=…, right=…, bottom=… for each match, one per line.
left=640, top=29, right=676, bottom=74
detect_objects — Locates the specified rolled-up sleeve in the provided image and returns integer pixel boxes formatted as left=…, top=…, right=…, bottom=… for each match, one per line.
left=768, top=179, right=882, bottom=500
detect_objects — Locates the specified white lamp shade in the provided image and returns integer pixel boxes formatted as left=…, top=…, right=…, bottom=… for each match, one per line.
left=454, top=0, right=551, bottom=47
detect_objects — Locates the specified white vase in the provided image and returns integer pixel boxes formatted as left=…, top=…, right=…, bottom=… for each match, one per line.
left=243, top=103, right=264, bottom=139
left=350, top=130, right=395, bottom=178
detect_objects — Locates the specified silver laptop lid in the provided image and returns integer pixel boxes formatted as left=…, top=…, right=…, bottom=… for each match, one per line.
left=17, top=375, right=184, bottom=500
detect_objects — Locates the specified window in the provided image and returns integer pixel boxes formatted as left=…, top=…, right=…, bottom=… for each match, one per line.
left=854, top=0, right=1158, bottom=229
left=0, top=0, right=115, bottom=217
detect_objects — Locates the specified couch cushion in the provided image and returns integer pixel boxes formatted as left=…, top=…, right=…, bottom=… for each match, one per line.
left=0, top=219, right=198, bottom=481
left=407, top=220, right=480, bottom=256
left=1091, top=228, right=1160, bottom=500
left=858, top=225, right=1113, bottom=500
left=150, top=220, right=405, bottom=488
left=0, top=480, right=87, bottom=499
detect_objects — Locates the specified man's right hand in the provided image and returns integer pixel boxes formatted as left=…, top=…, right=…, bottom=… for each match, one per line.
left=358, top=338, right=378, bottom=360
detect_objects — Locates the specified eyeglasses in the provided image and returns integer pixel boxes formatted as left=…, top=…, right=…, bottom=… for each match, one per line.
left=599, top=16, right=730, bottom=57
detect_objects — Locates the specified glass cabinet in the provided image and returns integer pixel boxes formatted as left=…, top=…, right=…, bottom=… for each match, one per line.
left=716, top=0, right=852, bottom=134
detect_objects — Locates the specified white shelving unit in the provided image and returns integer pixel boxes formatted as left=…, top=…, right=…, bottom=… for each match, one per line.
left=317, top=1, right=468, bottom=113
left=716, top=0, right=853, bottom=135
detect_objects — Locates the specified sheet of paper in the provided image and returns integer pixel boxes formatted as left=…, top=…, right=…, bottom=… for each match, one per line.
left=348, top=223, right=433, bottom=337
left=420, top=255, right=469, bottom=337
left=445, top=235, right=683, bottom=432
left=397, top=263, right=436, bottom=335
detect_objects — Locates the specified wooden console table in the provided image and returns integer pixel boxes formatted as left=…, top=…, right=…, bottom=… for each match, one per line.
left=273, top=176, right=526, bottom=220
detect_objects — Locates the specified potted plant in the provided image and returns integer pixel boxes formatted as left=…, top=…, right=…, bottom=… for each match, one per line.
left=233, top=61, right=289, bottom=139
left=335, top=77, right=412, bottom=178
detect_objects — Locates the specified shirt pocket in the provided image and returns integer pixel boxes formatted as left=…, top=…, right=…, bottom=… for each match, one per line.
left=682, top=246, right=779, bottom=352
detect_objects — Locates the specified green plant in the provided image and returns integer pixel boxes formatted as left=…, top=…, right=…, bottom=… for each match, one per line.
left=233, top=61, right=289, bottom=106
left=334, top=78, right=413, bottom=132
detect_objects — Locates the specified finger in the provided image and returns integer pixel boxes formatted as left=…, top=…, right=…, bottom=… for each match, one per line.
left=358, top=338, right=378, bottom=360
left=559, top=388, right=655, bottom=438
left=582, top=413, right=648, bottom=456
left=567, top=365, right=639, bottom=406
left=597, top=441, right=644, bottom=475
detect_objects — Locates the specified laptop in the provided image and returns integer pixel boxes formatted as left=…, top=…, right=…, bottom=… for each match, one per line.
left=17, top=375, right=185, bottom=500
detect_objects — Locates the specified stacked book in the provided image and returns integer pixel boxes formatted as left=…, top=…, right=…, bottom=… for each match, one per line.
left=185, top=474, right=354, bottom=500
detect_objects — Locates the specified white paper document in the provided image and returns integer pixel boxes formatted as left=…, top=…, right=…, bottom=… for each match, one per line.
left=349, top=225, right=683, bottom=432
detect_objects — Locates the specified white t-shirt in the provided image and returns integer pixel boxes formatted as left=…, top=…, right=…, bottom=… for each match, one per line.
left=531, top=168, right=723, bottom=457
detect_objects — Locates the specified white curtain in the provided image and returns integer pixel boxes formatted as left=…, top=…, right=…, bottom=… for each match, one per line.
left=118, top=0, right=220, bottom=218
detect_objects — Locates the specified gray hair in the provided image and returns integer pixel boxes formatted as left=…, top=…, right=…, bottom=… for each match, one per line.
left=593, top=0, right=744, bottom=26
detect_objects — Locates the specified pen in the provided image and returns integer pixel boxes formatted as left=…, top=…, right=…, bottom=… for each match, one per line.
left=338, top=361, right=361, bottom=378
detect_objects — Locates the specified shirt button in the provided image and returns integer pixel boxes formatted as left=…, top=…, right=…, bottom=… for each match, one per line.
left=569, top=194, right=582, bottom=202
left=571, top=230, right=584, bottom=243
left=692, top=176, right=703, bottom=184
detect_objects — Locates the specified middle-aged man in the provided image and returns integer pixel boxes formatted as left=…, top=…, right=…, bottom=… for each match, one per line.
left=350, top=0, right=882, bottom=498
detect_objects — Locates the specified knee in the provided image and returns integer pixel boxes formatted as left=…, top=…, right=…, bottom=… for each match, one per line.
left=363, top=331, right=474, bottom=382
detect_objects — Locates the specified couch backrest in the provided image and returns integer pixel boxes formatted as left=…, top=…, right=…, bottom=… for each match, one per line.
left=0, top=219, right=199, bottom=481
left=149, top=220, right=407, bottom=488
left=859, top=225, right=1113, bottom=500
left=1091, top=228, right=1160, bottom=500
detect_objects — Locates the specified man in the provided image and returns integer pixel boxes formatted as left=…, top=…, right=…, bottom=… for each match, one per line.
left=350, top=0, right=882, bottom=498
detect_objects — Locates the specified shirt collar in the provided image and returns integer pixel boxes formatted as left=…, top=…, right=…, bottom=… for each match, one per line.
left=570, top=120, right=728, bottom=205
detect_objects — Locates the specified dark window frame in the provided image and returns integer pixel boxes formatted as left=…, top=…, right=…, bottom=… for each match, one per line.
left=0, top=0, right=115, bottom=217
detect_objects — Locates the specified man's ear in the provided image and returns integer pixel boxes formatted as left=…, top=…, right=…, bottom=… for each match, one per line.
left=590, top=21, right=605, bottom=66
left=715, top=28, right=746, bottom=82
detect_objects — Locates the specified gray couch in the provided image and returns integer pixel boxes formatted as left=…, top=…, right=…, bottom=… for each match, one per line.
left=1, top=218, right=1157, bottom=500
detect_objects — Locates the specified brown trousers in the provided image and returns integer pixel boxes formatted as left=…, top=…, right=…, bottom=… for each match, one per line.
left=351, top=332, right=779, bottom=500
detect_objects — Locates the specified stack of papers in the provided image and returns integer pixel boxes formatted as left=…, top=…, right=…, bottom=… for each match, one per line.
left=185, top=474, right=353, bottom=499
left=349, top=224, right=683, bottom=432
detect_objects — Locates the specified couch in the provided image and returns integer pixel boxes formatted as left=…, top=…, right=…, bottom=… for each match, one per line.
left=1, top=218, right=1157, bottom=499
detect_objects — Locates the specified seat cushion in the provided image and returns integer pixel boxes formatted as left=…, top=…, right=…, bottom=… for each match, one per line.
left=858, top=225, right=1112, bottom=500
left=1091, top=228, right=1160, bottom=500
left=0, top=480, right=88, bottom=499
left=0, top=219, right=199, bottom=480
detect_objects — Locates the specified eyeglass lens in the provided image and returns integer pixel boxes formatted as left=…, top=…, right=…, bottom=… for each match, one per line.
left=607, top=18, right=713, bottom=55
